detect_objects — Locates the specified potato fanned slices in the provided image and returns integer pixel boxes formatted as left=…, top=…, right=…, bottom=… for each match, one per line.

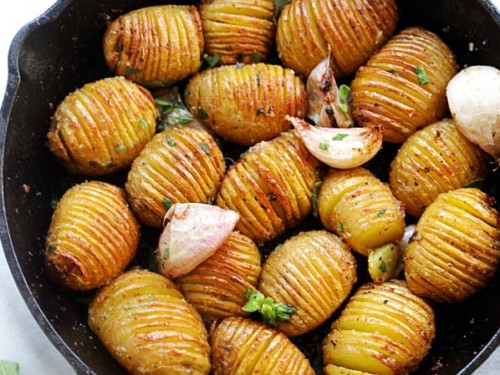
left=126, top=128, right=226, bottom=228
left=390, top=119, right=489, bottom=217
left=216, top=131, right=318, bottom=244
left=176, top=232, right=261, bottom=324
left=405, top=188, right=500, bottom=303
left=200, top=0, right=275, bottom=64
left=45, top=181, right=139, bottom=290
left=276, top=0, right=398, bottom=77
left=323, top=280, right=435, bottom=375
left=103, top=5, right=204, bottom=87
left=185, top=63, right=307, bottom=145
left=259, top=230, right=356, bottom=336
left=211, top=317, right=315, bottom=374
left=47, top=77, right=156, bottom=176
left=88, top=269, right=211, bottom=375
left=351, top=27, right=458, bottom=143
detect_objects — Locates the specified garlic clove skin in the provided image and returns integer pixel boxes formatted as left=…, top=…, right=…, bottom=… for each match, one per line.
left=157, top=203, right=239, bottom=279
left=288, top=116, right=382, bottom=169
left=447, top=65, right=500, bottom=163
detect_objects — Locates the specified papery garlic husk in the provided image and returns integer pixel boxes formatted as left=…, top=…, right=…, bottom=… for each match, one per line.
left=157, top=203, right=239, bottom=279
left=287, top=116, right=382, bottom=169
left=447, top=65, right=500, bottom=163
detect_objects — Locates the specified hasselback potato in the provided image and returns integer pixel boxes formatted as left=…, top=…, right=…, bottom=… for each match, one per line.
left=323, top=280, right=435, bottom=375
left=185, top=63, right=307, bottom=145
left=258, top=230, right=356, bottom=336
left=351, top=27, right=458, bottom=143
left=216, top=131, right=318, bottom=244
left=200, top=0, right=275, bottom=64
left=318, top=168, right=405, bottom=257
left=47, top=77, right=156, bottom=176
left=176, top=232, right=261, bottom=324
left=88, top=269, right=211, bottom=375
left=103, top=5, right=204, bottom=87
left=126, top=128, right=225, bottom=228
left=211, top=317, right=314, bottom=374
left=276, top=0, right=398, bottom=77
left=45, top=181, right=139, bottom=290
left=389, top=119, right=489, bottom=217
left=405, top=188, right=500, bottom=303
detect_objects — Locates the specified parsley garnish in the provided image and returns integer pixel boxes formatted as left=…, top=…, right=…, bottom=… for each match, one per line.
left=337, top=221, right=344, bottom=234
left=197, top=106, right=208, bottom=120
left=250, top=53, right=261, bottom=63
left=379, top=260, right=387, bottom=273
left=332, top=133, right=349, bottom=141
left=256, top=71, right=261, bottom=87
left=50, top=198, right=58, bottom=210
left=338, top=84, right=351, bottom=113
left=242, top=289, right=296, bottom=327
left=386, top=69, right=401, bottom=77
left=162, top=197, right=173, bottom=210
left=319, top=140, right=330, bottom=151
left=47, top=245, right=56, bottom=254
left=203, top=54, right=220, bottom=67
left=464, top=179, right=484, bottom=188
left=376, top=209, right=387, bottom=217
left=116, top=145, right=127, bottom=153
left=165, top=134, right=176, bottom=147
left=415, top=66, right=430, bottom=85
left=256, top=107, right=265, bottom=116
left=199, top=142, right=212, bottom=156
left=162, top=247, right=170, bottom=260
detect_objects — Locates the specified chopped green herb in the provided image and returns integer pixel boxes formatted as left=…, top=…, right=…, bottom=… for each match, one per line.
left=50, top=198, right=58, bottom=210
left=250, top=53, right=261, bottom=63
left=319, top=140, right=330, bottom=151
left=415, top=66, right=430, bottom=85
left=256, top=71, right=261, bottom=87
left=273, top=0, right=291, bottom=23
left=274, top=243, right=283, bottom=251
left=376, top=209, right=387, bottom=217
left=165, top=134, right=177, bottom=147
left=116, top=145, right=127, bottom=153
left=203, top=54, right=220, bottom=67
left=379, top=260, right=387, bottom=273
left=464, top=179, right=484, bottom=188
left=0, top=360, right=19, bottom=375
left=235, top=62, right=245, bottom=69
left=197, top=106, right=208, bottom=120
left=312, top=180, right=322, bottom=218
left=386, top=69, right=401, bottom=77
left=256, top=107, right=265, bottom=116
left=156, top=98, right=183, bottom=110
left=162, top=247, right=170, bottom=260
left=162, top=197, right=173, bottom=210
left=332, top=133, right=349, bottom=141
left=242, top=289, right=296, bottom=327
left=124, top=67, right=140, bottom=75
left=47, top=245, right=56, bottom=254
left=166, top=110, right=194, bottom=126
left=199, top=142, right=212, bottom=156
left=242, top=289, right=266, bottom=313
left=140, top=117, right=149, bottom=129
left=337, top=221, right=344, bottom=234
left=338, top=84, right=351, bottom=113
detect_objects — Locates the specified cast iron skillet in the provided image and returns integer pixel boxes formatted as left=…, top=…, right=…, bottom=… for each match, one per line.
left=1, top=0, right=499, bottom=374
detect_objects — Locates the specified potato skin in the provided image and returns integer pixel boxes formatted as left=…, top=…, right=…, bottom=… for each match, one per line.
left=103, top=6, right=204, bottom=86
left=126, top=128, right=226, bottom=228
left=276, top=0, right=398, bottom=77
left=318, top=168, right=405, bottom=257
left=216, top=131, right=318, bottom=244
left=389, top=119, right=489, bottom=217
left=185, top=63, right=307, bottom=145
left=211, top=317, right=315, bottom=375
left=405, top=188, right=500, bottom=303
left=47, top=77, right=156, bottom=176
left=259, top=230, right=356, bottom=336
left=88, top=269, right=211, bottom=375
left=352, top=27, right=458, bottom=143
left=45, top=181, right=139, bottom=290
left=176, top=232, right=261, bottom=325
left=323, top=280, right=435, bottom=375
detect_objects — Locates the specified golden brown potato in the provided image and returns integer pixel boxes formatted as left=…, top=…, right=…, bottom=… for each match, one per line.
left=200, top=0, right=275, bottom=65
left=185, top=63, right=307, bottom=145
left=405, top=188, right=500, bottom=303
left=176, top=232, right=261, bottom=325
left=88, top=269, right=211, bottom=375
left=216, top=131, right=318, bottom=244
left=276, top=0, right=398, bottom=77
left=351, top=27, right=458, bottom=143
left=211, top=317, right=315, bottom=374
left=47, top=77, right=156, bottom=176
left=258, top=230, right=356, bottom=336
left=45, top=181, right=139, bottom=290
left=318, top=168, right=405, bottom=257
left=323, top=280, right=435, bottom=375
left=103, top=5, right=204, bottom=87
left=126, top=128, right=226, bottom=228
left=389, top=119, right=489, bottom=217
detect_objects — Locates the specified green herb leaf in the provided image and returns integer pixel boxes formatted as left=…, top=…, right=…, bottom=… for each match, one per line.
left=376, top=209, right=387, bottom=217
left=250, top=53, right=261, bottom=63
left=166, top=109, right=194, bottom=126
left=337, top=221, right=344, bottom=234
left=199, top=142, right=212, bottom=156
left=162, top=197, right=173, bottom=210
left=274, top=303, right=296, bottom=321
left=124, top=67, right=140, bottom=75
left=116, top=145, right=127, bottom=153
left=50, top=198, right=58, bottom=210
left=415, top=66, right=430, bottom=85
left=379, top=260, right=387, bottom=273
left=386, top=69, right=401, bottom=77
left=165, top=134, right=177, bottom=147
left=242, top=289, right=296, bottom=327
left=332, top=133, right=349, bottom=141
left=274, top=243, right=283, bottom=251
left=338, top=84, right=351, bottom=113
left=197, top=106, right=208, bottom=120
left=256, top=107, right=265, bottom=116
left=203, top=53, right=220, bottom=67
left=47, top=245, right=56, bottom=254
left=140, top=117, right=149, bottom=129
left=273, top=0, right=291, bottom=23
left=242, top=289, right=266, bottom=313
left=312, top=180, right=322, bottom=218
left=319, top=140, right=330, bottom=151
left=162, top=247, right=170, bottom=260
left=464, top=179, right=484, bottom=188
left=256, top=71, right=261, bottom=87
left=0, top=360, right=19, bottom=375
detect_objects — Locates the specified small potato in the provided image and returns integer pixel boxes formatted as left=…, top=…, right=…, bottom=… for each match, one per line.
left=88, top=269, right=211, bottom=375
left=47, top=77, right=156, bottom=176
left=45, top=181, right=139, bottom=290
left=176, top=232, right=261, bottom=325
left=126, top=128, right=226, bottom=228
left=185, top=63, right=307, bottom=145
left=323, top=280, right=435, bottom=375
left=351, top=27, right=458, bottom=143
left=389, top=119, right=489, bottom=217
left=103, top=6, right=204, bottom=87
left=200, top=0, right=275, bottom=64
left=211, top=317, right=315, bottom=374
left=405, top=188, right=500, bottom=303
left=259, top=230, right=356, bottom=336
left=216, top=131, right=318, bottom=244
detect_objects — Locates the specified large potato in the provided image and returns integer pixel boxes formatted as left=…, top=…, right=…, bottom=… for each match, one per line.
left=185, top=63, right=307, bottom=145
left=323, top=280, right=435, bottom=375
left=258, top=230, right=356, bottom=336
left=216, top=131, right=318, bottom=244
left=103, top=5, right=204, bottom=87
left=211, top=317, right=314, bottom=374
left=405, top=188, right=500, bottom=303
left=45, top=181, right=139, bottom=290
left=47, top=77, right=156, bottom=176
left=88, top=269, right=211, bottom=375
left=352, top=27, right=458, bottom=143
left=389, top=119, right=489, bottom=217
